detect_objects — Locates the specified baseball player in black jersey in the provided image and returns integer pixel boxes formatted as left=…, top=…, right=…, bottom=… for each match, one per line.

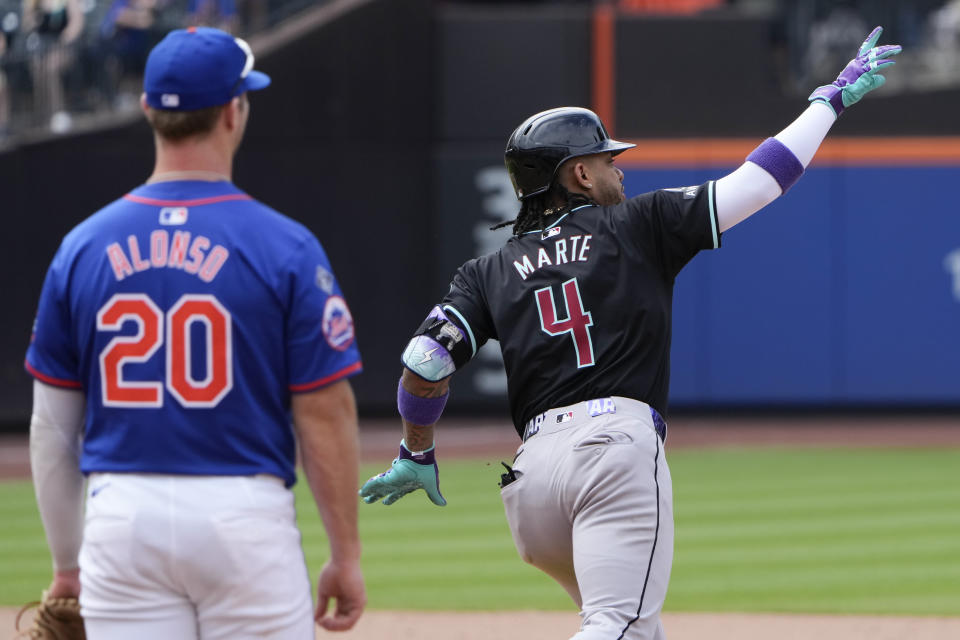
left=361, top=27, right=900, bottom=639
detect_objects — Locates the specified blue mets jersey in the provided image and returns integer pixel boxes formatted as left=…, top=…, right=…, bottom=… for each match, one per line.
left=25, top=180, right=362, bottom=486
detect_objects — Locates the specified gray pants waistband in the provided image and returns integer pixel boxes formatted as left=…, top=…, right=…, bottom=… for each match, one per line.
left=522, top=397, right=667, bottom=443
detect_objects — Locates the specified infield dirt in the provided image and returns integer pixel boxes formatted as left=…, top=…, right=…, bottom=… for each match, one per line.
left=7, top=608, right=960, bottom=639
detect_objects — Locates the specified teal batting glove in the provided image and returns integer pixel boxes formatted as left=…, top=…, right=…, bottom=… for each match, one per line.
left=359, top=441, right=447, bottom=506
left=808, top=26, right=901, bottom=117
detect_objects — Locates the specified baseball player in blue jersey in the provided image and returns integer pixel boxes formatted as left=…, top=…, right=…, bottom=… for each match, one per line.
left=360, top=28, right=900, bottom=639
left=24, top=27, right=365, bottom=638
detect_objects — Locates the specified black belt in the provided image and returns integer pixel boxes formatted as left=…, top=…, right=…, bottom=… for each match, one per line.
left=650, top=406, right=667, bottom=443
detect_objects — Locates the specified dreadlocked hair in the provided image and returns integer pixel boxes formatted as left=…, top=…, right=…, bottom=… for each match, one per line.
left=490, top=182, right=593, bottom=236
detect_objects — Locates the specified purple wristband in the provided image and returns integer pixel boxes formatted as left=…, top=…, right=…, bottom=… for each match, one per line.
left=397, top=380, right=448, bottom=426
left=746, top=137, right=804, bottom=194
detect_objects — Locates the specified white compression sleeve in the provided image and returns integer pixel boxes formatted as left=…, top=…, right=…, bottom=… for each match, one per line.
left=30, top=380, right=86, bottom=572
left=715, top=102, right=837, bottom=233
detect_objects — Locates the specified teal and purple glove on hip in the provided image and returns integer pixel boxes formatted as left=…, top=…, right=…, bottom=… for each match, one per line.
left=808, top=26, right=901, bottom=116
left=359, top=441, right=447, bottom=506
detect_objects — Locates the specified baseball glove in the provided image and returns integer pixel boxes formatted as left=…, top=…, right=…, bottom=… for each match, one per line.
left=14, top=592, right=85, bottom=640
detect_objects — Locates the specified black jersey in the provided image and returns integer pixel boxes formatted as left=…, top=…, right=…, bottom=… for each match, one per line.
left=442, top=181, right=720, bottom=435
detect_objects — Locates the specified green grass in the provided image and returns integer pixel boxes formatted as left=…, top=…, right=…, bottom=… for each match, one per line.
left=304, top=459, right=569, bottom=611
left=2, top=447, right=959, bottom=615
left=667, top=447, right=960, bottom=615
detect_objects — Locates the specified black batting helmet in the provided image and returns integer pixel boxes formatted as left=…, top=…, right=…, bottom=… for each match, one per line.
left=504, top=107, right=635, bottom=200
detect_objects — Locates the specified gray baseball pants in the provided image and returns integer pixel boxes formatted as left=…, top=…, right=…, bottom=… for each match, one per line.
left=501, top=396, right=673, bottom=640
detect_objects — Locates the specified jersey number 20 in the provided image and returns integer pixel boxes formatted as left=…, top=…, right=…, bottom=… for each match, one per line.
left=97, top=293, right=233, bottom=408
left=535, top=278, right=595, bottom=368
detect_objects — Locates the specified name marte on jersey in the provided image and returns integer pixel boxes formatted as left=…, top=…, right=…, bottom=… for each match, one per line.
left=513, top=234, right=592, bottom=281
left=106, top=229, right=229, bottom=283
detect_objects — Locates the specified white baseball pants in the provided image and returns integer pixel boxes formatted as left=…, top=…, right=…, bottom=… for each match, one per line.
left=501, top=397, right=673, bottom=640
left=78, top=473, right=314, bottom=639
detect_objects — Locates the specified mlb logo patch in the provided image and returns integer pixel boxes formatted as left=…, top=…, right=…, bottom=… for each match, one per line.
left=556, top=411, right=574, bottom=424
left=161, top=94, right=180, bottom=108
left=159, top=207, right=188, bottom=225
left=322, top=295, right=355, bottom=351
left=588, top=398, right=617, bottom=417
left=542, top=226, right=561, bottom=240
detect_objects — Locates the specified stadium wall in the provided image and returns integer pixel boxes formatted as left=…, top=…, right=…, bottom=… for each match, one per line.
left=2, top=1, right=958, bottom=428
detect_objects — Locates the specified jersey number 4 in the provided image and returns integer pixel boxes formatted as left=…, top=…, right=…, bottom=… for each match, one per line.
left=96, top=293, right=233, bottom=408
left=535, top=278, right=595, bottom=368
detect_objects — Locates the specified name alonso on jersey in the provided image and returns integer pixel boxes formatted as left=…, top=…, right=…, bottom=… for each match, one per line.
left=513, top=234, right=592, bottom=280
left=106, top=229, right=229, bottom=283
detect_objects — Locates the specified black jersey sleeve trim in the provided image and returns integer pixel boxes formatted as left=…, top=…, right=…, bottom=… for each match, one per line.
left=441, top=304, right=477, bottom=357
left=708, top=180, right=720, bottom=249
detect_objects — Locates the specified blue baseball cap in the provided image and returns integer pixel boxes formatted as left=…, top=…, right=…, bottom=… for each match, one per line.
left=144, top=27, right=271, bottom=111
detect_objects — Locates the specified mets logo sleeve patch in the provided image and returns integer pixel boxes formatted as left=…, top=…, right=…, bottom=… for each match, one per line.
left=321, top=296, right=355, bottom=352
left=285, top=236, right=362, bottom=392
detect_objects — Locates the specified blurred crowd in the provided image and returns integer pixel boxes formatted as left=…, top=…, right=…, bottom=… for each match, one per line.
left=768, top=0, right=960, bottom=96
left=2, top=0, right=960, bottom=146
left=0, top=0, right=312, bottom=144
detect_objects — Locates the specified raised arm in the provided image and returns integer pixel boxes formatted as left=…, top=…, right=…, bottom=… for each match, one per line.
left=292, top=379, right=366, bottom=631
left=715, top=26, right=901, bottom=233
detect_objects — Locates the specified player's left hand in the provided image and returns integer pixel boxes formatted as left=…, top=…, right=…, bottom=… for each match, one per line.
left=808, top=26, right=901, bottom=116
left=359, top=441, right=447, bottom=506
